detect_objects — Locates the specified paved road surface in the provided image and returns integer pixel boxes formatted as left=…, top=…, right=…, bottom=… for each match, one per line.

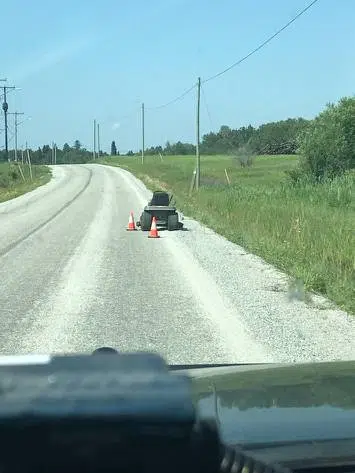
left=0, top=164, right=354, bottom=363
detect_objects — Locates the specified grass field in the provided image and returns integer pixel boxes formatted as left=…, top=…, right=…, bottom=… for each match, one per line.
left=101, top=154, right=355, bottom=314
left=0, top=162, right=51, bottom=203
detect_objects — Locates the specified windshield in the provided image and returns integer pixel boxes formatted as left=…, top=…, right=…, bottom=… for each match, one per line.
left=0, top=0, right=353, bottom=369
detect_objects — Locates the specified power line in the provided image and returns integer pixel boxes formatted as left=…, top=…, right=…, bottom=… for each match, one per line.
left=7, top=130, right=15, bottom=144
left=146, top=83, right=197, bottom=111
left=117, top=106, right=141, bottom=121
left=202, top=0, right=320, bottom=84
left=200, top=84, right=214, bottom=130
left=8, top=112, right=24, bottom=161
left=129, top=0, right=318, bottom=120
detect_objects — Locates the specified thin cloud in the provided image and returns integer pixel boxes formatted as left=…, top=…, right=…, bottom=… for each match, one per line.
left=112, top=122, right=120, bottom=130
left=11, top=35, right=94, bottom=82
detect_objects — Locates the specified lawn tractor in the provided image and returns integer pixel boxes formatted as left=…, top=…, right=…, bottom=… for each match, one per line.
left=137, top=191, right=183, bottom=231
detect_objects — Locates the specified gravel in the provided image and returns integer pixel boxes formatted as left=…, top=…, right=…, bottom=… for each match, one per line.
left=112, top=165, right=355, bottom=363
left=0, top=162, right=354, bottom=364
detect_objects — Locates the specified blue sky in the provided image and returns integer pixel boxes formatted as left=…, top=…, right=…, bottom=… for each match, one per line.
left=1, top=0, right=354, bottom=153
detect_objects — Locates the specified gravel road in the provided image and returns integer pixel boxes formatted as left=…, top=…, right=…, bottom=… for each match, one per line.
left=0, top=163, right=354, bottom=363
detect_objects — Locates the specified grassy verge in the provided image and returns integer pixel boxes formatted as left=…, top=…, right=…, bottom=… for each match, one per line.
left=100, top=154, right=355, bottom=314
left=0, top=162, right=51, bottom=203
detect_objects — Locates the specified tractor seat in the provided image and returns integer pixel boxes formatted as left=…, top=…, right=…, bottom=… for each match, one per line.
left=149, top=192, right=169, bottom=206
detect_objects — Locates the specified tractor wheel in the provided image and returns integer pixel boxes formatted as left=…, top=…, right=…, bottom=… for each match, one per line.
left=140, top=211, right=152, bottom=231
left=167, top=213, right=179, bottom=231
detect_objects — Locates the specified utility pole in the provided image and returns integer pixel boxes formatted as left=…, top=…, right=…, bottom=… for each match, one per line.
left=141, top=103, right=145, bottom=164
left=15, top=112, right=24, bottom=161
left=196, top=77, right=201, bottom=190
left=97, top=122, right=100, bottom=158
left=2, top=85, right=16, bottom=161
left=8, top=112, right=24, bottom=161
left=51, top=142, right=57, bottom=165
left=93, top=119, right=96, bottom=159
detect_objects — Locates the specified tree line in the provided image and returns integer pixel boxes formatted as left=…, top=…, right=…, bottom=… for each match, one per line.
left=143, top=96, right=355, bottom=181
left=0, top=140, right=108, bottom=164
left=0, top=95, right=353, bottom=181
left=143, top=117, right=310, bottom=156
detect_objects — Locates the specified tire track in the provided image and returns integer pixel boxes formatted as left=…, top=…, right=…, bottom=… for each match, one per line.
left=0, top=166, right=93, bottom=259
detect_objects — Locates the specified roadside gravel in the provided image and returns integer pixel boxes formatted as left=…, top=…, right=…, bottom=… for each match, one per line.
left=111, top=165, right=355, bottom=363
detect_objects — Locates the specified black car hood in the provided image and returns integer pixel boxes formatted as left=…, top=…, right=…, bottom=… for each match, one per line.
left=183, top=361, right=355, bottom=446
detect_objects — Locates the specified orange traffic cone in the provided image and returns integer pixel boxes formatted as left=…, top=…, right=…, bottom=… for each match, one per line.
left=148, top=216, right=160, bottom=238
left=126, top=211, right=137, bottom=231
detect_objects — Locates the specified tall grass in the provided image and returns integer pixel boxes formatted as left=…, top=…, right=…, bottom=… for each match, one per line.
left=101, top=154, right=355, bottom=313
left=0, top=162, right=51, bottom=202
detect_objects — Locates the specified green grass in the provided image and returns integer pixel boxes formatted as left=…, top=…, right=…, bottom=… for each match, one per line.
left=0, top=162, right=51, bottom=203
left=100, top=154, right=355, bottom=314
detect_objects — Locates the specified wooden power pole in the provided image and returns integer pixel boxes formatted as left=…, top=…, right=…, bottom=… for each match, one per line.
left=195, top=77, right=201, bottom=190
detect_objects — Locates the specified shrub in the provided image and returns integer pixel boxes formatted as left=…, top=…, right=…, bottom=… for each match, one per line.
left=297, top=96, right=355, bottom=181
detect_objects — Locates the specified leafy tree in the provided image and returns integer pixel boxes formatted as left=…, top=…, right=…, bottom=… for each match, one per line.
left=34, top=147, right=45, bottom=164
left=74, top=140, right=81, bottom=151
left=111, top=141, right=117, bottom=156
left=145, top=145, right=164, bottom=156
left=297, top=97, right=355, bottom=180
left=63, top=143, right=71, bottom=153
left=162, top=141, right=195, bottom=155
left=197, top=119, right=309, bottom=155
left=234, top=143, right=255, bottom=168
left=248, top=118, right=308, bottom=155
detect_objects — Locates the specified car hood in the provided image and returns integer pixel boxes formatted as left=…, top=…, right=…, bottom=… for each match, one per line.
left=183, top=361, right=355, bottom=446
